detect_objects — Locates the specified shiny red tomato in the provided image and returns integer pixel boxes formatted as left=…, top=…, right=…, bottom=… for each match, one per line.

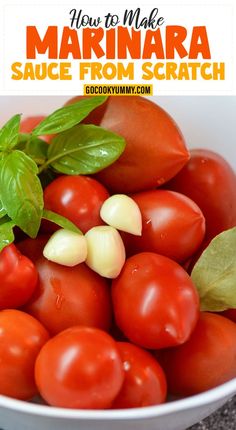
left=123, top=190, right=205, bottom=263
left=44, top=175, right=109, bottom=233
left=25, top=257, right=111, bottom=335
left=35, top=326, right=124, bottom=409
left=20, top=116, right=51, bottom=142
left=167, top=149, right=236, bottom=240
left=0, top=244, right=38, bottom=309
left=158, top=313, right=236, bottom=396
left=0, top=309, right=49, bottom=399
left=112, top=342, right=167, bottom=408
left=112, top=252, right=199, bottom=349
left=66, top=96, right=189, bottom=193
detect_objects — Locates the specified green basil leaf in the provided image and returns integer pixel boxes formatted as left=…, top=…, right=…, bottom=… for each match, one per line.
left=0, top=114, right=21, bottom=151
left=18, top=133, right=48, bottom=165
left=44, top=124, right=125, bottom=175
left=0, top=198, right=7, bottom=218
left=0, top=151, right=44, bottom=238
left=0, top=219, right=15, bottom=252
left=32, top=96, right=107, bottom=136
left=42, top=210, right=82, bottom=234
left=191, top=227, right=236, bottom=311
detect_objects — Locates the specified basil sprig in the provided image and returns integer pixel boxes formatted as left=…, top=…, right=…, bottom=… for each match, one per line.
left=17, top=133, right=48, bottom=165
left=0, top=96, right=126, bottom=251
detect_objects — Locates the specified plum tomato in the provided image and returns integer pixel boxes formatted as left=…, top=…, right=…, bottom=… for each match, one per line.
left=35, top=326, right=124, bottom=409
left=66, top=96, right=190, bottom=193
left=158, top=313, right=236, bottom=396
left=0, top=244, right=38, bottom=309
left=112, top=252, right=199, bottom=350
left=17, top=235, right=50, bottom=263
left=167, top=149, right=236, bottom=240
left=24, top=257, right=112, bottom=335
left=112, top=342, right=167, bottom=408
left=43, top=175, right=109, bottom=233
left=123, top=190, right=206, bottom=263
left=221, top=309, right=236, bottom=323
left=0, top=309, right=49, bottom=400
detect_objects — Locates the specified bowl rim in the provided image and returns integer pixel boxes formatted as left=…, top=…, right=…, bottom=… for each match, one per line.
left=0, top=377, right=235, bottom=420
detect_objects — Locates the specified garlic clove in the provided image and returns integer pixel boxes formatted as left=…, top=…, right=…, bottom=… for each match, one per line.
left=43, top=229, right=87, bottom=267
left=85, top=226, right=126, bottom=279
left=100, top=194, right=142, bottom=236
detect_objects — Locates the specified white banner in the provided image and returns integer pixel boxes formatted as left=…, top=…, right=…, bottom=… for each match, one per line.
left=0, top=0, right=235, bottom=95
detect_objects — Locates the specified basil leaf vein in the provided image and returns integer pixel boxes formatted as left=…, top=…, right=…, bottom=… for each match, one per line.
left=43, top=124, right=125, bottom=175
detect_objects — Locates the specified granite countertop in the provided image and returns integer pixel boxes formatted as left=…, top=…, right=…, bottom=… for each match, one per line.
left=188, top=396, right=236, bottom=429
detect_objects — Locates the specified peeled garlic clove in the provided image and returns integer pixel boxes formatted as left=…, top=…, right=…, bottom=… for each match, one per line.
left=43, top=229, right=87, bottom=267
left=85, top=226, right=126, bottom=279
left=100, top=194, right=142, bottom=236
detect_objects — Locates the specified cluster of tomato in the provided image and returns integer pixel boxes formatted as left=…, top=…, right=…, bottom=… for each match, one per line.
left=0, top=96, right=236, bottom=410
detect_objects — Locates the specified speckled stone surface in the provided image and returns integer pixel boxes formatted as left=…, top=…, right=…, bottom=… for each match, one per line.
left=188, top=396, right=236, bottom=429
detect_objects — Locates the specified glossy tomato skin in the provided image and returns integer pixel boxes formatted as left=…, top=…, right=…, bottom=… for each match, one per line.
left=66, top=96, right=189, bottom=193
left=167, top=149, right=236, bottom=240
left=0, top=244, right=38, bottom=309
left=112, top=342, right=167, bottom=408
left=158, top=313, right=236, bottom=396
left=123, top=190, right=206, bottom=263
left=0, top=309, right=49, bottom=399
left=25, top=257, right=112, bottom=335
left=44, top=175, right=109, bottom=233
left=35, top=326, right=124, bottom=409
left=112, top=252, right=199, bottom=350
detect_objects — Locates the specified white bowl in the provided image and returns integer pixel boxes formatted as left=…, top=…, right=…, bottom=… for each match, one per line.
left=0, top=378, right=236, bottom=430
left=0, top=96, right=235, bottom=430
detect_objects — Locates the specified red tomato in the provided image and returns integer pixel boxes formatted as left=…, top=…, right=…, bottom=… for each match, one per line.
left=123, top=190, right=205, bottom=263
left=0, top=309, right=49, bottom=399
left=20, top=116, right=51, bottom=142
left=66, top=96, right=189, bottom=193
left=35, top=326, right=124, bottom=409
left=112, top=342, right=167, bottom=408
left=221, top=309, right=236, bottom=323
left=43, top=175, right=109, bottom=233
left=158, top=313, right=236, bottom=396
left=17, top=235, right=49, bottom=263
left=0, top=244, right=38, bottom=309
left=167, top=149, right=236, bottom=240
left=25, top=257, right=111, bottom=335
left=112, top=252, right=199, bottom=349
